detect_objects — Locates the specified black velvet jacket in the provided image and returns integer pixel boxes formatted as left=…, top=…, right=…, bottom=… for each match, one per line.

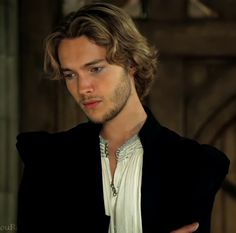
left=16, top=107, right=229, bottom=233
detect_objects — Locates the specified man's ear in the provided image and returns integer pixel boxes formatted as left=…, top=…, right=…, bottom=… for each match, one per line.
left=128, top=64, right=136, bottom=76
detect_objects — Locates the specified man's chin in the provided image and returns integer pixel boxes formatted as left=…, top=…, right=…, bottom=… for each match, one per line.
left=88, top=119, right=103, bottom=124
left=83, top=107, right=120, bottom=124
left=85, top=114, right=105, bottom=124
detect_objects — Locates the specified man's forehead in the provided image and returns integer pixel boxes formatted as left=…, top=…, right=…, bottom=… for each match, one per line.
left=58, top=36, right=108, bottom=67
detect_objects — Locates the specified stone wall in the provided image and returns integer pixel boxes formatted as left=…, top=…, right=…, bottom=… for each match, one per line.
left=0, top=0, right=19, bottom=231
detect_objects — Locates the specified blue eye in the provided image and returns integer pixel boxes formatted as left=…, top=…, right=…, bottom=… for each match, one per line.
left=90, top=67, right=103, bottom=73
left=62, top=72, right=76, bottom=80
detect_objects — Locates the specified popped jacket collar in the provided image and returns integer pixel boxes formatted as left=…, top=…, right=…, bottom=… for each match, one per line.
left=87, top=105, right=163, bottom=141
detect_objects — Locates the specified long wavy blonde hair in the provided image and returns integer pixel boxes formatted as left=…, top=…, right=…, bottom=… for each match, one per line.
left=44, top=2, right=158, bottom=101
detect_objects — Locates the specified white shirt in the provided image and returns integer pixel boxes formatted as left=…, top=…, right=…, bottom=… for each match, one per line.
left=100, top=135, right=144, bottom=233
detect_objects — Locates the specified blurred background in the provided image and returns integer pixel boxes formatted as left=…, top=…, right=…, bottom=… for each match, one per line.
left=0, top=0, right=235, bottom=232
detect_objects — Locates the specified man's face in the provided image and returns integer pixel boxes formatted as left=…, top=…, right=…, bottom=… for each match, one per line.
left=58, top=36, right=132, bottom=123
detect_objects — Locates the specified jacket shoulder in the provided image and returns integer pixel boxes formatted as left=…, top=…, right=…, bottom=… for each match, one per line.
left=157, top=126, right=230, bottom=231
left=160, top=125, right=230, bottom=186
left=162, top=126, right=229, bottom=166
left=16, top=122, right=95, bottom=163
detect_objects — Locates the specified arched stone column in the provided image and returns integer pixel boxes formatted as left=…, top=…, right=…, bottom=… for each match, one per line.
left=0, top=0, right=19, bottom=230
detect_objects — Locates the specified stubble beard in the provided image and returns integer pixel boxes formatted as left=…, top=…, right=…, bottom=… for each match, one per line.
left=86, top=72, right=131, bottom=124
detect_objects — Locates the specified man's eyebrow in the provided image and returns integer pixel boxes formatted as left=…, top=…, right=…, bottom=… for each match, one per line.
left=60, top=68, right=72, bottom=72
left=60, top=59, right=106, bottom=72
left=83, top=59, right=106, bottom=67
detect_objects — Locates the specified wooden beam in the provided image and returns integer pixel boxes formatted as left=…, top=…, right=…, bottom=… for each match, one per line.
left=136, top=20, right=236, bottom=57
left=147, top=0, right=187, bottom=20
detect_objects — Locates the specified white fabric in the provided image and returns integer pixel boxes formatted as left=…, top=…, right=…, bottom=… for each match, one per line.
left=100, top=135, right=143, bottom=233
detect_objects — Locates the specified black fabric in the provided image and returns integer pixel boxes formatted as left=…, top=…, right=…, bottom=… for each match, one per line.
left=16, top=107, right=230, bottom=233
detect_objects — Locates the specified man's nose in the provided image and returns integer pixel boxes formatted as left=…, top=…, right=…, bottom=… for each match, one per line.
left=77, top=76, right=94, bottom=95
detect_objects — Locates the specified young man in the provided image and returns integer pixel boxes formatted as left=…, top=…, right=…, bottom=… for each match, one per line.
left=16, top=3, right=229, bottom=233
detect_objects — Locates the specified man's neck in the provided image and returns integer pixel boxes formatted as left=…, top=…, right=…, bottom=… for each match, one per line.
left=100, top=97, right=147, bottom=148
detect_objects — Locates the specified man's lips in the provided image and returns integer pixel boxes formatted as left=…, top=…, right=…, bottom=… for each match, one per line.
left=82, top=100, right=102, bottom=109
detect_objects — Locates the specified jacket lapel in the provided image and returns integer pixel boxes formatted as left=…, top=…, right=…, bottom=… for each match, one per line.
left=76, top=108, right=166, bottom=232
left=139, top=107, right=164, bottom=232
left=71, top=122, right=110, bottom=232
